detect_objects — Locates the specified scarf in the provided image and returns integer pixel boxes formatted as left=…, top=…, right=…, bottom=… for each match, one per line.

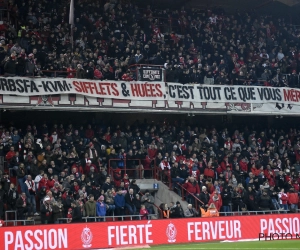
left=89, top=148, right=98, bottom=159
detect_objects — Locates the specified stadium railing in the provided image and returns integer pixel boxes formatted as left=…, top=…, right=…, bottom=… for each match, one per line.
left=108, top=158, right=155, bottom=179
left=176, top=182, right=204, bottom=209
left=57, top=214, right=158, bottom=223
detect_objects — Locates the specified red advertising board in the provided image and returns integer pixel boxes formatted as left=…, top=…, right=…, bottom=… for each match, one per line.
left=1, top=214, right=299, bottom=250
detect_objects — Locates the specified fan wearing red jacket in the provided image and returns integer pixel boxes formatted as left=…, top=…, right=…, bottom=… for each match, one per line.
left=287, top=188, right=299, bottom=211
left=183, top=177, right=200, bottom=194
left=147, top=145, right=157, bottom=160
left=123, top=174, right=130, bottom=190
left=5, top=146, right=15, bottom=164
left=208, top=192, right=222, bottom=211
left=113, top=168, right=122, bottom=188
left=239, top=158, right=248, bottom=172
left=220, top=156, right=232, bottom=171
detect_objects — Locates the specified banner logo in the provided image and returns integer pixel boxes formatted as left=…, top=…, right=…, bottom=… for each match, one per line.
left=166, top=222, right=177, bottom=242
left=140, top=69, right=162, bottom=81
left=81, top=226, right=93, bottom=248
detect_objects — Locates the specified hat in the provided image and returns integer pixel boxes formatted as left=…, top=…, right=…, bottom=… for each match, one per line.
left=176, top=201, right=180, bottom=205
left=124, top=174, right=128, bottom=177
left=44, top=197, right=50, bottom=201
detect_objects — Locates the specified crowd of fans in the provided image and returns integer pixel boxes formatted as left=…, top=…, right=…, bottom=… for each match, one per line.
left=0, top=119, right=299, bottom=224
left=0, top=0, right=300, bottom=86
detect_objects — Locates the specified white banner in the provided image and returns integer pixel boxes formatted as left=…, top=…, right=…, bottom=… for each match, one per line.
left=0, top=77, right=166, bottom=100
left=166, top=83, right=300, bottom=105
left=1, top=77, right=300, bottom=106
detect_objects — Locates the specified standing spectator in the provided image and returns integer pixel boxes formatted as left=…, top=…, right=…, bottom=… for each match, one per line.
left=16, top=192, right=30, bottom=220
left=125, top=188, right=136, bottom=215
left=52, top=199, right=64, bottom=224
left=24, top=175, right=39, bottom=216
left=257, top=190, right=273, bottom=211
left=141, top=190, right=155, bottom=215
left=7, top=183, right=18, bottom=211
left=278, top=188, right=288, bottom=211
left=85, top=194, right=96, bottom=220
left=76, top=64, right=85, bottom=79
left=40, top=197, right=53, bottom=224
left=182, top=176, right=200, bottom=205
left=199, top=186, right=210, bottom=207
left=140, top=205, right=149, bottom=220
left=114, top=189, right=125, bottom=218
left=16, top=163, right=26, bottom=192
left=287, top=188, right=299, bottom=212
left=96, top=195, right=107, bottom=221
left=209, top=192, right=223, bottom=212
left=71, top=201, right=82, bottom=223
left=221, top=187, right=232, bottom=215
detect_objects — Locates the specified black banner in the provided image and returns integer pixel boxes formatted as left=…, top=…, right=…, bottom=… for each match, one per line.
left=139, top=68, right=162, bottom=81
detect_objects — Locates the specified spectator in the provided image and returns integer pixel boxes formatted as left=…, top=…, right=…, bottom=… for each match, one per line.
left=199, top=186, right=210, bottom=208
left=257, top=189, right=273, bottom=211
left=40, top=196, right=52, bottom=224
left=172, top=201, right=184, bottom=218
left=184, top=204, right=199, bottom=217
left=141, top=190, right=155, bottom=215
left=221, top=187, right=232, bottom=215
left=125, top=188, right=136, bottom=215
left=24, top=175, right=39, bottom=216
left=200, top=203, right=219, bottom=217
left=16, top=163, right=26, bottom=193
left=287, top=188, right=299, bottom=212
left=7, top=183, right=17, bottom=211
left=114, top=189, right=125, bottom=217
left=96, top=195, right=107, bottom=221
left=209, top=192, right=223, bottom=212
left=85, top=194, right=96, bottom=220
left=52, top=199, right=64, bottom=224
left=71, top=201, right=82, bottom=223
left=140, top=204, right=149, bottom=220
left=278, top=188, right=288, bottom=211
left=160, top=203, right=170, bottom=218
left=16, top=192, right=30, bottom=220
left=182, top=176, right=200, bottom=205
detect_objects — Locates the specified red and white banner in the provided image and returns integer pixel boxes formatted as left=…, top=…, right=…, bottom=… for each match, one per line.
left=0, top=214, right=299, bottom=250
left=0, top=77, right=166, bottom=101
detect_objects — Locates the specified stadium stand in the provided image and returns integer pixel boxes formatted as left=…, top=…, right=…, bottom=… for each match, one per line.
left=0, top=0, right=300, bottom=86
left=0, top=0, right=299, bottom=225
left=0, top=120, right=299, bottom=224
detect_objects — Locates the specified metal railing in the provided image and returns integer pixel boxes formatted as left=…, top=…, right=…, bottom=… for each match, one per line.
left=5, top=219, right=35, bottom=226
left=218, top=209, right=298, bottom=216
left=108, top=158, right=156, bottom=179
left=139, top=191, right=163, bottom=219
left=176, top=182, right=204, bottom=209
left=57, top=214, right=158, bottom=223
